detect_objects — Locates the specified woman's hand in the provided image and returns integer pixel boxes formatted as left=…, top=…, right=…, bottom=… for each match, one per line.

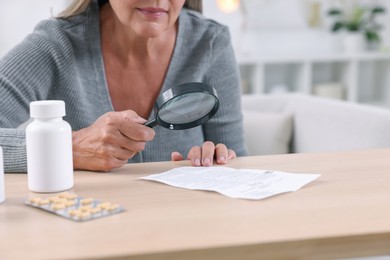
left=171, top=141, right=236, bottom=166
left=72, top=110, right=155, bottom=171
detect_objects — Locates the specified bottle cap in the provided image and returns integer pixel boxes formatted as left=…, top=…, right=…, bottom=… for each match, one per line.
left=30, top=100, right=66, bottom=118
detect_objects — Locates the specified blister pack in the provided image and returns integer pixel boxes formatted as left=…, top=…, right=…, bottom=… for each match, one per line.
left=25, top=192, right=125, bottom=222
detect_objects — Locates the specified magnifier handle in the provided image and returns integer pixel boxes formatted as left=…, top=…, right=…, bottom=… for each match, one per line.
left=144, top=118, right=158, bottom=128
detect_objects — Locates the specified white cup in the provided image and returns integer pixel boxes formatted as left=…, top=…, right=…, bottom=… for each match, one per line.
left=0, top=147, right=4, bottom=203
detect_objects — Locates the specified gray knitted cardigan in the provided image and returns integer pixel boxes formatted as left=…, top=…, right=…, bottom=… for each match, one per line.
left=0, top=0, right=247, bottom=172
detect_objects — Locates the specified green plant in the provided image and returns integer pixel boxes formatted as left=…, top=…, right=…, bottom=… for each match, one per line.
left=327, top=3, right=386, bottom=44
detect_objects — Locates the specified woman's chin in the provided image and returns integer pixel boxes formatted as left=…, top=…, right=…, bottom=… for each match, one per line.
left=134, top=23, right=168, bottom=38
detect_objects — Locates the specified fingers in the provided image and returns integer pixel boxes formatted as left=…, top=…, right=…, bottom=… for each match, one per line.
left=116, top=111, right=155, bottom=142
left=72, top=110, right=155, bottom=172
left=110, top=111, right=155, bottom=148
left=116, top=111, right=155, bottom=153
left=72, top=140, right=130, bottom=172
left=95, top=157, right=128, bottom=172
left=188, top=146, right=202, bottom=166
left=92, top=111, right=154, bottom=154
left=215, top=143, right=228, bottom=164
left=187, top=142, right=236, bottom=167
left=171, top=151, right=184, bottom=161
left=112, top=147, right=137, bottom=161
left=201, top=141, right=215, bottom=166
left=227, top=149, right=237, bottom=160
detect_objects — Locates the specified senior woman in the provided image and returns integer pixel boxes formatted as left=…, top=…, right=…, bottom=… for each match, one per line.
left=0, top=0, right=247, bottom=172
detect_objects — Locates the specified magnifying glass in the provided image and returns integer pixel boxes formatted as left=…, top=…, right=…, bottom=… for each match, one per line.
left=145, top=82, right=219, bottom=130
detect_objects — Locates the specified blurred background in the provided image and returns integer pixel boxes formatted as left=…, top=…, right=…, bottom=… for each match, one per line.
left=0, top=0, right=71, bottom=57
left=1, top=0, right=390, bottom=107
left=204, top=0, right=390, bottom=107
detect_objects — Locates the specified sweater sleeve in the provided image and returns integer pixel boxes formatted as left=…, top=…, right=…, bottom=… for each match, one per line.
left=0, top=19, right=73, bottom=172
left=202, top=25, right=248, bottom=157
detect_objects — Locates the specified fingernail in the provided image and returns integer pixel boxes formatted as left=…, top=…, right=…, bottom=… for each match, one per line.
left=203, top=158, right=211, bottom=166
left=219, top=156, right=226, bottom=163
left=194, top=159, right=201, bottom=166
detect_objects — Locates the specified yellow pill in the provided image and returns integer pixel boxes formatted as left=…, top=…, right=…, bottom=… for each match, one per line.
left=79, top=205, right=93, bottom=212
left=53, top=198, right=67, bottom=204
left=107, top=204, right=120, bottom=212
left=37, top=199, right=50, bottom=206
left=90, top=207, right=102, bottom=214
left=68, top=209, right=82, bottom=217
left=80, top=198, right=94, bottom=205
left=66, top=194, right=78, bottom=200
left=58, top=192, right=70, bottom=198
left=51, top=204, right=66, bottom=210
left=80, top=212, right=91, bottom=219
left=48, top=196, right=60, bottom=202
left=65, top=200, right=76, bottom=207
left=29, top=197, right=42, bottom=204
left=97, top=202, right=111, bottom=210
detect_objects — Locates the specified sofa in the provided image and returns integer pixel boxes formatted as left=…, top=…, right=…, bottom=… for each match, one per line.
left=241, top=93, right=390, bottom=156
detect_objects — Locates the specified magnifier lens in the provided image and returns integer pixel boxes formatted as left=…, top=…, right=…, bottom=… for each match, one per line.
left=144, top=82, right=219, bottom=130
left=158, top=92, right=216, bottom=124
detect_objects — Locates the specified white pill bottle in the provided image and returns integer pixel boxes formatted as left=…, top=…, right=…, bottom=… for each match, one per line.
left=26, top=100, right=74, bottom=193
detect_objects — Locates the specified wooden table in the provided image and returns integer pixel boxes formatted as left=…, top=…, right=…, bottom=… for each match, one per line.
left=1, top=149, right=390, bottom=259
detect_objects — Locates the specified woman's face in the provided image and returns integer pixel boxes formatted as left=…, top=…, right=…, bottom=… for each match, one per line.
left=108, top=0, right=186, bottom=37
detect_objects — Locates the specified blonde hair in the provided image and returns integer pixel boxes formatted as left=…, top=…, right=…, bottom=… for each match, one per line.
left=58, top=0, right=202, bottom=18
left=57, top=0, right=92, bottom=18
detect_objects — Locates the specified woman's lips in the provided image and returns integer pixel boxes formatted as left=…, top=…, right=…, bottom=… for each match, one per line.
left=137, top=7, right=167, bottom=18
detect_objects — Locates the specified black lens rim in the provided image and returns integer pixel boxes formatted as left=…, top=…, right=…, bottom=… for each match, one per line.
left=154, top=82, right=219, bottom=130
